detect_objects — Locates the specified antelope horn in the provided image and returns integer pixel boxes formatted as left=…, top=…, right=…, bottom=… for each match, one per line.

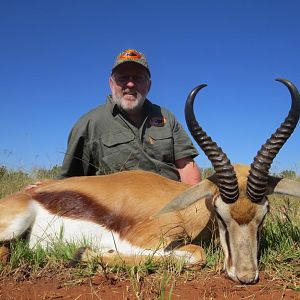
left=185, top=84, right=239, bottom=203
left=247, top=79, right=300, bottom=202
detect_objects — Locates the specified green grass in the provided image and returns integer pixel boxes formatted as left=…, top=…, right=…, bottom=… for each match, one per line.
left=0, top=166, right=299, bottom=294
left=0, top=165, right=61, bottom=198
left=259, top=196, right=300, bottom=289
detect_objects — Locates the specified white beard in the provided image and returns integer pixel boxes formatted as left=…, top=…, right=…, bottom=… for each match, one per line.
left=111, top=90, right=146, bottom=114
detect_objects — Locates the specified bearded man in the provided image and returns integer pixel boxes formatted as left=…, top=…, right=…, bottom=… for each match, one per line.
left=59, top=49, right=201, bottom=185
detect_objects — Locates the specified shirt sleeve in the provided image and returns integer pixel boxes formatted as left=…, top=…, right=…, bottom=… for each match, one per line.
left=170, top=112, right=199, bottom=161
left=58, top=120, right=97, bottom=178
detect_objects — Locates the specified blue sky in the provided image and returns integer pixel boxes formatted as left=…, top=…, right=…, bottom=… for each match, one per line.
left=1, top=0, right=300, bottom=174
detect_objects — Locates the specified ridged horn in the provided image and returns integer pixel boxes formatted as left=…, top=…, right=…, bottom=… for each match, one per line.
left=185, top=84, right=239, bottom=203
left=247, top=79, right=300, bottom=202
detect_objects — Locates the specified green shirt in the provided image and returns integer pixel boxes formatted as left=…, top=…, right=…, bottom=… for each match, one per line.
left=59, top=96, right=199, bottom=181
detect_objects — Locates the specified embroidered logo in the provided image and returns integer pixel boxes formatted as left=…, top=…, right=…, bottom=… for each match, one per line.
left=149, top=117, right=167, bottom=127
left=119, top=49, right=142, bottom=60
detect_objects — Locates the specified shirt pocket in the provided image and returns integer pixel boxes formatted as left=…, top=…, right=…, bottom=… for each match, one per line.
left=147, top=130, right=175, bottom=163
left=101, top=131, right=135, bottom=150
left=99, top=131, right=137, bottom=172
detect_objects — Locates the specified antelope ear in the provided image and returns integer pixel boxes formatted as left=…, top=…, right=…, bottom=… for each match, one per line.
left=154, top=178, right=216, bottom=216
left=266, top=175, right=300, bottom=198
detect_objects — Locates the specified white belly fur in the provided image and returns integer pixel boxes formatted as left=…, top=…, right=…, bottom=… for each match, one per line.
left=25, top=202, right=200, bottom=264
left=29, top=202, right=164, bottom=257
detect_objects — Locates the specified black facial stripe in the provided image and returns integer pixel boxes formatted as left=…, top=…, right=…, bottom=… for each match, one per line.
left=257, top=213, right=267, bottom=256
left=215, top=210, right=227, bottom=229
left=258, top=214, right=266, bottom=228
left=225, top=230, right=232, bottom=262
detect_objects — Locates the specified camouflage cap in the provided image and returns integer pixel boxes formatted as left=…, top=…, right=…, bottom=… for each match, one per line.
left=112, top=49, right=151, bottom=77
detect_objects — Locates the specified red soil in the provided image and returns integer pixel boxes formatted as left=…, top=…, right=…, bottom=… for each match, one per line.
left=0, top=272, right=298, bottom=299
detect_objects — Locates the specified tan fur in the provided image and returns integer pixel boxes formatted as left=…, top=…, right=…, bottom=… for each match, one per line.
left=78, top=244, right=206, bottom=268
left=230, top=165, right=257, bottom=225
left=0, top=192, right=32, bottom=232
left=176, top=244, right=206, bottom=267
left=230, top=197, right=257, bottom=225
left=27, top=171, right=216, bottom=249
left=233, top=164, right=251, bottom=178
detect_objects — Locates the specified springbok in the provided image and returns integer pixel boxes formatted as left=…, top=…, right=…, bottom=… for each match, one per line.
left=0, top=79, right=299, bottom=284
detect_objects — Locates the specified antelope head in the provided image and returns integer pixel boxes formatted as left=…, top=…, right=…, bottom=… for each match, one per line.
left=158, top=79, right=300, bottom=284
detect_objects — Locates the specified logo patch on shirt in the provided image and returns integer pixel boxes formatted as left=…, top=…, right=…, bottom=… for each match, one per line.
left=149, top=117, right=167, bottom=127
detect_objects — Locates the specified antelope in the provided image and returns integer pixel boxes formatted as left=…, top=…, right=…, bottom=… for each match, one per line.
left=0, top=79, right=299, bottom=285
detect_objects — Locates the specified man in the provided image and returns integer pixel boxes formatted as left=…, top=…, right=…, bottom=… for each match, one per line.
left=59, top=49, right=201, bottom=185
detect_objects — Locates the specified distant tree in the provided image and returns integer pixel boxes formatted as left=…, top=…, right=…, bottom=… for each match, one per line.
left=0, top=165, right=8, bottom=177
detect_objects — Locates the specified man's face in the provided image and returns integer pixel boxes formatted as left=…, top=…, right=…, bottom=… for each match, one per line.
left=109, top=62, right=151, bottom=114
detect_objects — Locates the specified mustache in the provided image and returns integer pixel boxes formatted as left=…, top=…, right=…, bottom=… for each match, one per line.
left=123, top=89, right=138, bottom=94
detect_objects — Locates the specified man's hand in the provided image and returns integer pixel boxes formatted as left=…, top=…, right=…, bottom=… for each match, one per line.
left=23, top=181, right=43, bottom=191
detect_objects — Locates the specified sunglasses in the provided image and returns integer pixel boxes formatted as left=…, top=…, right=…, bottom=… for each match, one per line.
left=113, top=74, right=149, bottom=84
